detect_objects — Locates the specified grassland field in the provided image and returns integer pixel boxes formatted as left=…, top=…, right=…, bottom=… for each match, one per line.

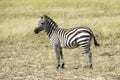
left=0, top=0, right=120, bottom=80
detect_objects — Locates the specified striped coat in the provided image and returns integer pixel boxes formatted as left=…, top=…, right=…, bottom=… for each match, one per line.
left=34, top=15, right=99, bottom=69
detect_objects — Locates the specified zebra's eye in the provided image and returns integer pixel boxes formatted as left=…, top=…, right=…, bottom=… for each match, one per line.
left=41, top=17, right=43, bottom=19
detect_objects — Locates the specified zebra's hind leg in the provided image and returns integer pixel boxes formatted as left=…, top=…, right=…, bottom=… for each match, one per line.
left=82, top=46, right=93, bottom=68
left=86, top=50, right=93, bottom=68
left=78, top=38, right=93, bottom=68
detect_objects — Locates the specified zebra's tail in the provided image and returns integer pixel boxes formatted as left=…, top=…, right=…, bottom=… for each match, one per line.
left=90, top=30, right=100, bottom=46
left=93, top=36, right=100, bottom=46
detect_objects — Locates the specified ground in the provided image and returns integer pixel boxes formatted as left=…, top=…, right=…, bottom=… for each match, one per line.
left=0, top=0, right=120, bottom=80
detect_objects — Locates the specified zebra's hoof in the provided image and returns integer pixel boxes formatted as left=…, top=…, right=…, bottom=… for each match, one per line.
left=61, top=63, right=65, bottom=69
left=83, top=65, right=93, bottom=69
left=89, top=64, right=93, bottom=69
left=56, top=65, right=60, bottom=69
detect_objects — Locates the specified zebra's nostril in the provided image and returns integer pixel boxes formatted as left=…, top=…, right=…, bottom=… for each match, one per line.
left=34, top=29, right=39, bottom=34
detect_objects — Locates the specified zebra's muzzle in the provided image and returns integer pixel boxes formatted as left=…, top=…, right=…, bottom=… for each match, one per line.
left=34, top=28, right=39, bottom=34
left=34, top=27, right=44, bottom=34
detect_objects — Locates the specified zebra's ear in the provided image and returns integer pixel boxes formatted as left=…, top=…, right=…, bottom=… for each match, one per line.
left=43, top=15, right=47, bottom=18
left=40, top=15, right=48, bottom=19
left=40, top=16, right=43, bottom=19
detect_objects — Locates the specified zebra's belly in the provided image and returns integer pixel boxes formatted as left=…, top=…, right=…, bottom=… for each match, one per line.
left=61, top=42, right=79, bottom=49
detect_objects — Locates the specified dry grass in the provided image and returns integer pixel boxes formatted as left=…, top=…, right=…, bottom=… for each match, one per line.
left=0, top=0, right=120, bottom=80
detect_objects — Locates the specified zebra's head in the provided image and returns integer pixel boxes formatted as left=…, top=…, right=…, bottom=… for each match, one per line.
left=34, top=15, right=49, bottom=34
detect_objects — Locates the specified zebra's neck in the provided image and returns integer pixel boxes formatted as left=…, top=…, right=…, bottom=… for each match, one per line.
left=45, top=18, right=59, bottom=38
left=46, top=25, right=58, bottom=38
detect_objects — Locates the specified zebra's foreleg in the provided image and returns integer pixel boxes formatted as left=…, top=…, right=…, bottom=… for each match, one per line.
left=55, top=47, right=61, bottom=69
left=59, top=47, right=65, bottom=69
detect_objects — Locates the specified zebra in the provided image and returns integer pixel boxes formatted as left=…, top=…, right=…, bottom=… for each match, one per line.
left=34, top=15, right=99, bottom=69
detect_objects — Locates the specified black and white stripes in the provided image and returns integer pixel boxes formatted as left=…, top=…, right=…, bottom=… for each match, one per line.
left=34, top=15, right=99, bottom=69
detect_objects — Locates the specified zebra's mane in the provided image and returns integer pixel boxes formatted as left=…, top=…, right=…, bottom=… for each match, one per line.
left=43, top=15, right=58, bottom=28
